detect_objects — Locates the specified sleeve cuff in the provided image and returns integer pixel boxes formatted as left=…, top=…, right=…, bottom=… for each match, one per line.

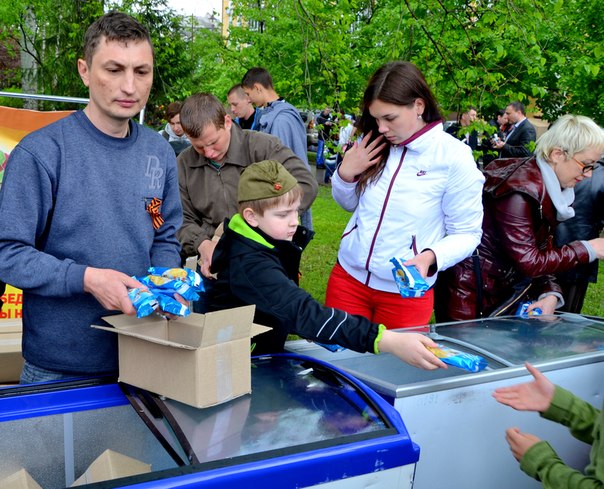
left=540, top=386, right=574, bottom=423
left=374, top=324, right=386, bottom=354
left=519, top=441, right=560, bottom=479
left=537, top=291, right=564, bottom=309
left=66, top=263, right=88, bottom=295
left=580, top=240, right=597, bottom=262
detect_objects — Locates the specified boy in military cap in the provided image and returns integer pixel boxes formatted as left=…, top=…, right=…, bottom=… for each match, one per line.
left=208, top=160, right=446, bottom=370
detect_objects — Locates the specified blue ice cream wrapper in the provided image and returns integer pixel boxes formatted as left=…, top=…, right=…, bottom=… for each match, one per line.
left=515, top=301, right=543, bottom=317
left=390, top=257, right=429, bottom=298
left=426, top=344, right=488, bottom=373
left=315, top=342, right=347, bottom=353
left=138, top=275, right=200, bottom=302
left=130, top=267, right=203, bottom=317
left=156, top=293, right=190, bottom=317
left=128, top=288, right=159, bottom=318
left=148, top=267, right=204, bottom=290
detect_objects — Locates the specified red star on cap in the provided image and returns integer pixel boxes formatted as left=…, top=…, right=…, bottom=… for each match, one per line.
left=274, top=183, right=282, bottom=190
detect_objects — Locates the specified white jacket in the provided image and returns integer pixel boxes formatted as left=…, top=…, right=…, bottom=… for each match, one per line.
left=332, top=122, right=484, bottom=293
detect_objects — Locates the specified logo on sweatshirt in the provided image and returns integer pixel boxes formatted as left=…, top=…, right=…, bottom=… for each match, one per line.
left=145, top=156, right=164, bottom=190
left=416, top=170, right=427, bottom=177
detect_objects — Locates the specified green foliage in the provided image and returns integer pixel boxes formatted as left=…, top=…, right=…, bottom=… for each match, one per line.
left=218, top=0, right=603, bottom=124
left=1, top=0, right=603, bottom=125
left=0, top=0, right=104, bottom=109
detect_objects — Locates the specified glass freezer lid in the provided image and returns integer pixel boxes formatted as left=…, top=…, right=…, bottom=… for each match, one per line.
left=128, top=355, right=395, bottom=466
left=433, top=313, right=604, bottom=365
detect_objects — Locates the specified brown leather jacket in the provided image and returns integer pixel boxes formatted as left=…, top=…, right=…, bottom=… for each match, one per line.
left=435, top=157, right=590, bottom=321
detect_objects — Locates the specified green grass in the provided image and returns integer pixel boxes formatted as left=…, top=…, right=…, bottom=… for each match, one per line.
left=300, top=185, right=350, bottom=303
left=300, top=184, right=604, bottom=317
left=584, top=261, right=604, bottom=317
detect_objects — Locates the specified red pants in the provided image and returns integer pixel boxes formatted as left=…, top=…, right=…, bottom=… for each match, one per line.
left=325, top=262, right=434, bottom=329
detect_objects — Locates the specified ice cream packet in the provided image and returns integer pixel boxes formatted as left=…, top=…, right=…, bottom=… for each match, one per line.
left=315, top=342, right=347, bottom=353
left=390, top=257, right=429, bottom=298
left=147, top=267, right=203, bottom=290
left=515, top=302, right=543, bottom=317
left=138, top=275, right=200, bottom=302
left=426, top=344, right=488, bottom=373
left=156, top=293, right=190, bottom=317
left=128, top=288, right=159, bottom=318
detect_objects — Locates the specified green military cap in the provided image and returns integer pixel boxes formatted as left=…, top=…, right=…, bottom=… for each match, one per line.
left=238, top=160, right=298, bottom=203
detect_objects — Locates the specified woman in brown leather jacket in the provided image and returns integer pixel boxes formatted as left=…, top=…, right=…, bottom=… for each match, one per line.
left=435, top=114, right=604, bottom=321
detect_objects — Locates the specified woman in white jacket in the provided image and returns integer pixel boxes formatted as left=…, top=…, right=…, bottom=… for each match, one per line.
left=325, top=61, right=484, bottom=328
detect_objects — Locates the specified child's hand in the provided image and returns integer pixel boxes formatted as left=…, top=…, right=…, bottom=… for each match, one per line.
left=493, top=362, right=555, bottom=412
left=378, top=331, right=447, bottom=370
left=505, top=427, right=541, bottom=461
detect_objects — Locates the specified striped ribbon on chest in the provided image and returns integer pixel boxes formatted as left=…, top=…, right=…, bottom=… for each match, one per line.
left=146, top=197, right=164, bottom=230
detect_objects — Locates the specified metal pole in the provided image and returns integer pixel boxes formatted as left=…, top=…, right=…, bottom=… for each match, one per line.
left=0, top=92, right=147, bottom=124
left=0, top=91, right=88, bottom=105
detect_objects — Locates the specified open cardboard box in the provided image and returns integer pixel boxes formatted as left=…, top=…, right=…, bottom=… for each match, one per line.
left=0, top=469, right=42, bottom=489
left=93, top=305, right=270, bottom=408
left=0, top=319, right=23, bottom=384
left=71, top=449, right=150, bottom=486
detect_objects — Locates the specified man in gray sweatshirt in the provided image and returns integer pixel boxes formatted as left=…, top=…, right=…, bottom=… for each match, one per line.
left=0, top=12, right=183, bottom=382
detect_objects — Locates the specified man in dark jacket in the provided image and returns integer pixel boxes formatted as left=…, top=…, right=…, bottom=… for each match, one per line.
left=493, top=101, right=537, bottom=158
left=446, top=106, right=479, bottom=151
left=315, top=107, right=334, bottom=168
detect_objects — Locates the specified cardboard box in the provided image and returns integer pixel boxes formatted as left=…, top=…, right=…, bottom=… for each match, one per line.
left=93, top=306, right=270, bottom=408
left=0, top=320, right=23, bottom=384
left=0, top=469, right=42, bottom=489
left=72, top=449, right=150, bottom=486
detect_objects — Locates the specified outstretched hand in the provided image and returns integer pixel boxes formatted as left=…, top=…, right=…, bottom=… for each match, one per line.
left=337, top=132, right=387, bottom=183
left=493, top=362, right=555, bottom=413
left=378, top=330, right=448, bottom=370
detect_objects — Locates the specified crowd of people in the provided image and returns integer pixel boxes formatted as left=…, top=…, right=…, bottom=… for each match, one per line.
left=0, top=11, right=602, bottom=487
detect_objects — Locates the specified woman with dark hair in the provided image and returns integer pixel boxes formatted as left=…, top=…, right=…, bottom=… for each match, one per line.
left=325, top=61, right=485, bottom=328
left=436, top=114, right=604, bottom=321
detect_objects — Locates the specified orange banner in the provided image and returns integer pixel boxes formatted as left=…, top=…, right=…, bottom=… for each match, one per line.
left=0, top=106, right=73, bottom=184
left=0, top=106, right=73, bottom=320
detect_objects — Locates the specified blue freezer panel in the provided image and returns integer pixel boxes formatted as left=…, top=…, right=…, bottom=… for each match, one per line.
left=0, top=382, right=127, bottom=422
left=115, top=434, right=416, bottom=489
